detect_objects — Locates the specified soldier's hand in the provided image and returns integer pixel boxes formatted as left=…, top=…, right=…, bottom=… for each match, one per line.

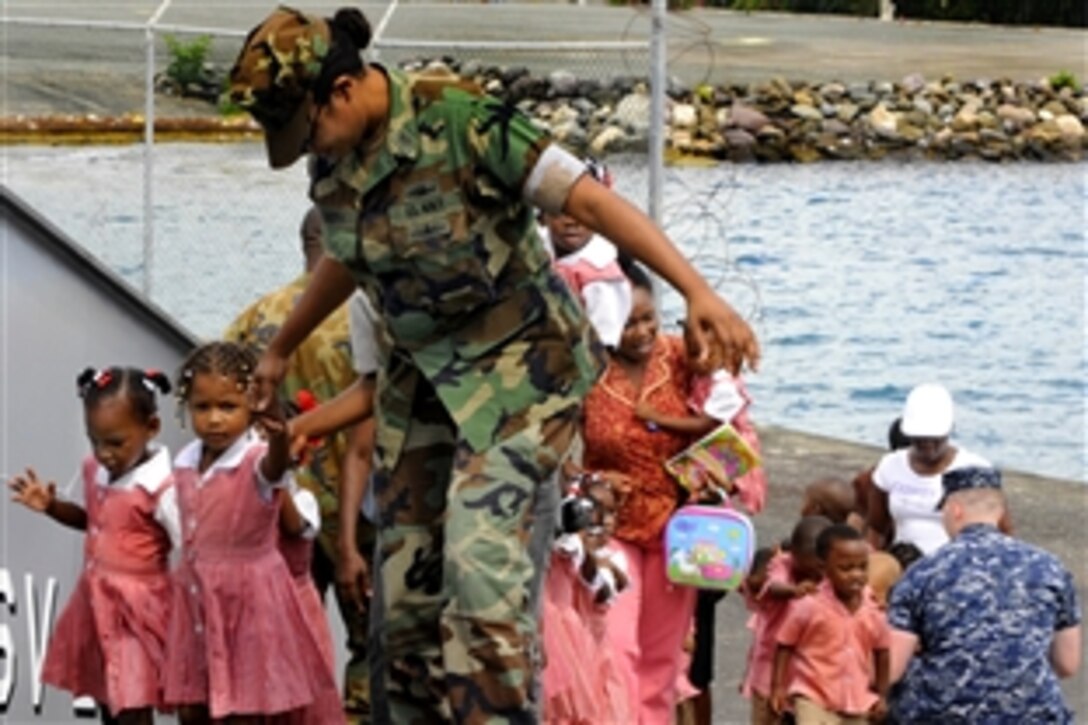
left=337, top=545, right=371, bottom=611
left=251, top=351, right=288, bottom=413
left=685, top=287, right=760, bottom=375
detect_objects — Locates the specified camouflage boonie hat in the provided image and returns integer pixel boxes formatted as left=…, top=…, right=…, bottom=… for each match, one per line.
left=228, top=6, right=331, bottom=169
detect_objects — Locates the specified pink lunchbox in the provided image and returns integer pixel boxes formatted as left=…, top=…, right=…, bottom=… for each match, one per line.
left=664, top=505, right=756, bottom=591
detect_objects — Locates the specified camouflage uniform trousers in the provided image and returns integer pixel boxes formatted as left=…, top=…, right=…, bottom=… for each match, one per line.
left=371, top=378, right=572, bottom=724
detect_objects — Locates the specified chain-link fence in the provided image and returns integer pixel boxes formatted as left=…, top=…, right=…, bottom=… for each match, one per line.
left=4, top=1, right=691, bottom=338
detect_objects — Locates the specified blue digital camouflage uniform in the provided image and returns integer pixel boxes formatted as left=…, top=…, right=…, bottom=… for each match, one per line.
left=886, top=523, right=1081, bottom=724
left=311, top=67, right=605, bottom=723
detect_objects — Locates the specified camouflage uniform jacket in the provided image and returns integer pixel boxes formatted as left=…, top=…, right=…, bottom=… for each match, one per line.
left=887, top=523, right=1081, bottom=724
left=311, top=67, right=605, bottom=471
left=224, top=272, right=356, bottom=554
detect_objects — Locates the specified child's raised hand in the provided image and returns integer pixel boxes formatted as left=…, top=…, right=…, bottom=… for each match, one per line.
left=253, top=398, right=288, bottom=439
left=8, top=468, right=56, bottom=514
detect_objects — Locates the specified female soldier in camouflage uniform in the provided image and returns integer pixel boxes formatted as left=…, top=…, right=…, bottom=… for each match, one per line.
left=228, top=6, right=759, bottom=723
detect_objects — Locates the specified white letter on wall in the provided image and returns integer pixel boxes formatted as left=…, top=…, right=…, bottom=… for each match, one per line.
left=0, top=568, right=15, bottom=713
left=25, top=574, right=58, bottom=713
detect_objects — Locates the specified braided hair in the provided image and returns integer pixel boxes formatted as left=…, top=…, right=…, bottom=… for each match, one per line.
left=175, top=341, right=258, bottom=405
left=76, top=366, right=171, bottom=423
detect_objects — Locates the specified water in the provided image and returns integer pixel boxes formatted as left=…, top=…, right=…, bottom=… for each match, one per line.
left=5, top=144, right=1085, bottom=482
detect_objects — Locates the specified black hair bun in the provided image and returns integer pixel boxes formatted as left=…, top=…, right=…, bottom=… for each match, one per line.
left=145, top=369, right=173, bottom=395
left=76, top=367, right=97, bottom=389
left=331, top=8, right=372, bottom=51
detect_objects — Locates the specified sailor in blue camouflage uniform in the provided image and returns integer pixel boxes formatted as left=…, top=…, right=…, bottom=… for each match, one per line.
left=228, top=6, right=759, bottom=723
left=887, top=466, right=1082, bottom=724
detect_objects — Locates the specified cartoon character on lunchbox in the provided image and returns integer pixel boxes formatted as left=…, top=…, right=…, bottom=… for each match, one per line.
left=664, top=423, right=760, bottom=591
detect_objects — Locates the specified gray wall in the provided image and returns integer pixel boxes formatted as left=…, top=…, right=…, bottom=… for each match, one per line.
left=1, top=187, right=197, bottom=721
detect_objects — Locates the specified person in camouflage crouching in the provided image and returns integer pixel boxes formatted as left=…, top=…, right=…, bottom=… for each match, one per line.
left=229, top=6, right=760, bottom=723
left=224, top=208, right=375, bottom=721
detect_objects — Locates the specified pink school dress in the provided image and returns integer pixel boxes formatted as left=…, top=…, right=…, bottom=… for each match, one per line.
left=41, top=447, right=176, bottom=715
left=163, top=430, right=334, bottom=719
left=689, top=372, right=767, bottom=514
left=271, top=488, right=345, bottom=725
left=541, top=536, right=631, bottom=724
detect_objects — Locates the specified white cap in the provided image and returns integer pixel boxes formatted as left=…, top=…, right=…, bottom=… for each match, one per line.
left=900, top=383, right=954, bottom=438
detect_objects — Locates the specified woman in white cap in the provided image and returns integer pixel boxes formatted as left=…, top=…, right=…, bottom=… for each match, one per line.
left=866, top=383, right=990, bottom=556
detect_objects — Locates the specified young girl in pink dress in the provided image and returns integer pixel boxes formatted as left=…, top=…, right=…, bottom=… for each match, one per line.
left=163, top=342, right=335, bottom=724
left=542, top=474, right=631, bottom=724
left=8, top=367, right=177, bottom=724
left=273, top=483, right=345, bottom=725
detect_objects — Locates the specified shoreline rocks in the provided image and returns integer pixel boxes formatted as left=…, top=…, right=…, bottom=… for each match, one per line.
left=409, top=57, right=1087, bottom=162
left=11, top=58, right=1086, bottom=162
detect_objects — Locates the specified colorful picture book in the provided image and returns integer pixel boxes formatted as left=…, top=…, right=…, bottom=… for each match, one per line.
left=665, top=422, right=761, bottom=491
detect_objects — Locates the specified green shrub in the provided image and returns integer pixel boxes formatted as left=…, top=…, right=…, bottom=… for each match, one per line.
left=1049, top=70, right=1079, bottom=92
left=164, top=34, right=212, bottom=88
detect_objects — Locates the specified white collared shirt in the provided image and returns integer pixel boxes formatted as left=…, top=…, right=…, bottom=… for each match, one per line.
left=171, top=428, right=291, bottom=501
left=86, top=444, right=181, bottom=551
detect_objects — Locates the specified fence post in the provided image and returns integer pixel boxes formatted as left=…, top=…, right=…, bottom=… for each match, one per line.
left=143, top=0, right=173, bottom=298
left=648, top=0, right=666, bottom=224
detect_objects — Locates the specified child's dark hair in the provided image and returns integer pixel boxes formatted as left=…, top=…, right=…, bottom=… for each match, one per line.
left=618, top=254, right=652, bottom=294
left=888, top=541, right=924, bottom=571
left=790, top=515, right=833, bottom=556
left=77, top=367, right=171, bottom=423
left=750, top=546, right=776, bottom=575
left=175, top=341, right=257, bottom=403
left=816, top=523, right=865, bottom=560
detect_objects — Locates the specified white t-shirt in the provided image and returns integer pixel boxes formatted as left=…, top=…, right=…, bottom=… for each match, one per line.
left=872, top=447, right=991, bottom=556
left=348, top=291, right=381, bottom=377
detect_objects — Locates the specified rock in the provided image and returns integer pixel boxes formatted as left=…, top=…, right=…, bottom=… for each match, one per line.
left=551, top=104, right=580, bottom=126
left=788, top=143, right=822, bottom=163
left=819, top=82, right=846, bottom=101
left=571, top=97, right=597, bottom=116
left=507, top=76, right=542, bottom=102
left=552, top=121, right=586, bottom=148
left=613, top=93, right=651, bottom=135
left=819, top=102, right=836, bottom=118
left=723, top=128, right=757, bottom=161
left=868, top=103, right=899, bottom=138
left=484, top=78, right=504, bottom=95
left=896, top=121, right=925, bottom=143
left=590, top=125, right=626, bottom=155
left=793, top=89, right=817, bottom=107
left=996, top=104, right=1036, bottom=128
left=822, top=118, right=851, bottom=136
left=670, top=128, right=695, bottom=153
left=931, top=127, right=954, bottom=148
left=912, top=97, right=934, bottom=116
left=729, top=104, right=770, bottom=134
left=671, top=102, right=697, bottom=129
left=836, top=102, right=861, bottom=123
left=874, top=81, right=895, bottom=97
left=790, top=104, right=823, bottom=121
left=1043, top=100, right=1068, bottom=118
left=1025, top=119, right=1063, bottom=145
left=548, top=70, right=578, bottom=97
left=1055, top=114, right=1085, bottom=144
left=951, top=103, right=981, bottom=132
left=901, top=73, right=926, bottom=95
left=501, top=66, right=529, bottom=85
left=460, top=59, right=483, bottom=78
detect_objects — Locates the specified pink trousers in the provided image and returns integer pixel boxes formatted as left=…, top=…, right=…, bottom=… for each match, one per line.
left=606, top=540, right=697, bottom=724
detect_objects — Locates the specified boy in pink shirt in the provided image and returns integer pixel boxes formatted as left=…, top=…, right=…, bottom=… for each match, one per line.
left=741, top=516, right=832, bottom=725
left=771, top=524, right=891, bottom=724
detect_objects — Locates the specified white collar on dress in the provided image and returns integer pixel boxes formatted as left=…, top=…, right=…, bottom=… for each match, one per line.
left=174, top=428, right=259, bottom=477
left=94, top=443, right=172, bottom=495
left=560, top=235, right=619, bottom=268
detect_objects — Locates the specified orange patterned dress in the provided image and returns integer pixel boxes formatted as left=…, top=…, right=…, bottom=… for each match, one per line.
left=583, top=335, right=695, bottom=548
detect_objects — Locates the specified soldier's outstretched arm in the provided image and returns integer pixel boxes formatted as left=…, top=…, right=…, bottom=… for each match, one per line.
left=562, top=176, right=759, bottom=375
left=253, top=255, right=357, bottom=410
